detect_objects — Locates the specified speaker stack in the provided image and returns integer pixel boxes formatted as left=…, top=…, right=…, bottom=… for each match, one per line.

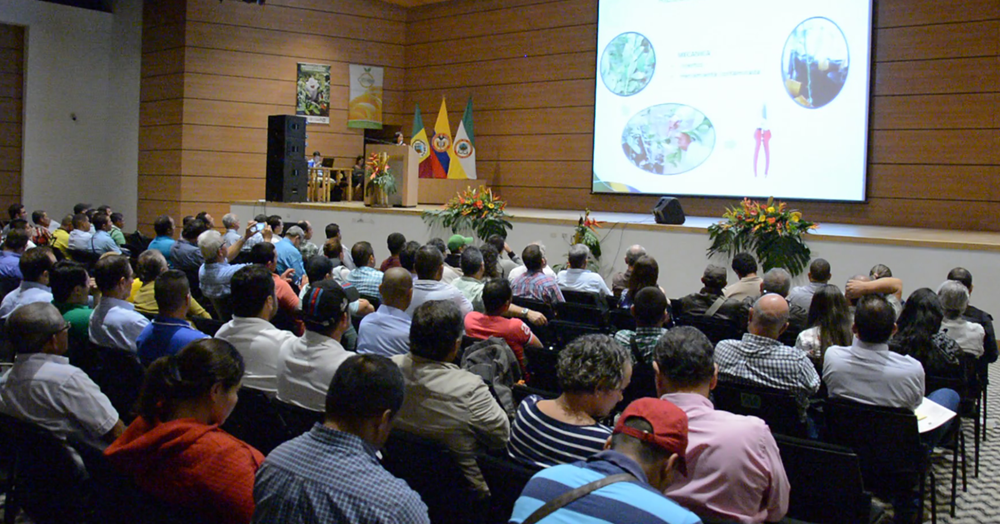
left=266, top=115, right=308, bottom=202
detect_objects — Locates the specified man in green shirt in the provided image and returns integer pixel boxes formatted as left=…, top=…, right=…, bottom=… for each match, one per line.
left=50, top=260, right=94, bottom=351
left=453, top=246, right=486, bottom=312
left=109, top=212, right=127, bottom=247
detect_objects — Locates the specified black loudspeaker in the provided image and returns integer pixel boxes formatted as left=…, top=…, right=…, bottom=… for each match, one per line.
left=266, top=115, right=308, bottom=202
left=652, top=197, right=685, bottom=225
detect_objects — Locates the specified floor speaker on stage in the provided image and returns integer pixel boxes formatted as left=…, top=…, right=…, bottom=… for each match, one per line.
left=266, top=115, right=308, bottom=202
left=652, top=197, right=685, bottom=225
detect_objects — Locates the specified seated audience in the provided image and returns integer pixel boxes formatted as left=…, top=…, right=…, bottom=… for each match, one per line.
left=0, top=246, right=56, bottom=319
left=0, top=227, right=28, bottom=284
left=938, top=279, right=985, bottom=357
left=507, top=242, right=557, bottom=283
left=147, top=215, right=176, bottom=264
left=215, top=265, right=297, bottom=393
left=199, top=226, right=255, bottom=320
left=614, top=286, right=670, bottom=364
left=253, top=354, right=429, bottom=523
left=67, top=213, right=93, bottom=253
left=267, top=215, right=284, bottom=243
left=557, top=243, right=611, bottom=296
left=723, top=253, right=762, bottom=301
left=221, top=213, right=241, bottom=247
left=109, top=212, right=126, bottom=246
left=427, top=237, right=461, bottom=284
left=90, top=254, right=149, bottom=351
left=87, top=213, right=122, bottom=255
left=889, top=288, right=962, bottom=378
left=275, top=225, right=307, bottom=284
left=611, top=244, right=646, bottom=300
left=619, top=255, right=661, bottom=309
left=133, top=249, right=211, bottom=319
left=346, top=241, right=384, bottom=300
left=276, top=281, right=355, bottom=412
left=0, top=302, right=124, bottom=448
left=788, top=258, right=832, bottom=312
left=795, top=284, right=852, bottom=363
left=758, top=267, right=807, bottom=345
left=507, top=334, right=630, bottom=468
left=170, top=218, right=209, bottom=273
left=250, top=242, right=303, bottom=336
left=656, top=327, right=789, bottom=523
left=465, top=278, right=542, bottom=369
left=297, top=255, right=367, bottom=351
left=510, top=398, right=699, bottom=524
left=486, top=233, right=523, bottom=280
left=398, top=240, right=421, bottom=279
left=674, top=264, right=744, bottom=323
left=454, top=246, right=486, bottom=311
left=105, top=339, right=264, bottom=524
left=50, top=261, right=94, bottom=350
left=194, top=211, right=213, bottom=229
left=480, top=243, right=502, bottom=279
left=241, top=213, right=269, bottom=252
left=32, top=209, right=59, bottom=234
left=445, top=234, right=471, bottom=269
left=846, top=265, right=904, bottom=317
left=357, top=267, right=413, bottom=357
left=392, top=301, right=510, bottom=497
left=296, top=220, right=320, bottom=260
left=715, top=294, right=820, bottom=413
left=407, top=245, right=473, bottom=316
left=49, top=214, right=74, bottom=257
left=948, top=267, right=998, bottom=360
left=135, top=271, right=209, bottom=367
left=325, top=223, right=355, bottom=269
left=380, top=232, right=406, bottom=272
left=511, top=244, right=564, bottom=306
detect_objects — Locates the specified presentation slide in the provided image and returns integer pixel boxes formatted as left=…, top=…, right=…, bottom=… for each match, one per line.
left=592, top=0, right=873, bottom=202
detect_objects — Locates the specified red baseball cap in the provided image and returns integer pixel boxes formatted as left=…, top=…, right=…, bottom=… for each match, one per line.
left=613, top=398, right=689, bottom=476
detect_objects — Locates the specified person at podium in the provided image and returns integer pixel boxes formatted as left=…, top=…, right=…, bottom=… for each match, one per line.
left=394, top=132, right=405, bottom=146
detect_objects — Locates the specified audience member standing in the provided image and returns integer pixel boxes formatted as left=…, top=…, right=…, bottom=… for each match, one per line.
left=135, top=270, right=209, bottom=367
left=89, top=255, right=149, bottom=351
left=557, top=244, right=611, bottom=296
left=357, top=267, right=413, bottom=358
left=407, top=245, right=473, bottom=316
left=0, top=246, right=56, bottom=319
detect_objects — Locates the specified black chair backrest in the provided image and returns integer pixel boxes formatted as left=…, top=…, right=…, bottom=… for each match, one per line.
left=824, top=398, right=926, bottom=498
left=476, top=451, right=542, bottom=524
left=511, top=296, right=553, bottom=320
left=548, top=319, right=604, bottom=350
left=711, top=381, right=808, bottom=438
left=89, top=345, right=145, bottom=422
left=0, top=275, right=20, bottom=298
left=560, top=289, right=605, bottom=308
left=617, top=361, right=657, bottom=413
left=191, top=317, right=225, bottom=337
left=523, top=345, right=561, bottom=393
left=219, top=387, right=290, bottom=455
left=67, top=249, right=101, bottom=270
left=673, top=314, right=743, bottom=345
left=273, top=398, right=324, bottom=439
left=554, top=301, right=607, bottom=329
left=511, top=383, right=558, bottom=407
left=774, top=434, right=873, bottom=524
left=608, top=308, right=637, bottom=332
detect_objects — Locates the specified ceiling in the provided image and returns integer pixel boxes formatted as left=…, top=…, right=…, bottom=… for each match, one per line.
left=381, top=0, right=453, bottom=6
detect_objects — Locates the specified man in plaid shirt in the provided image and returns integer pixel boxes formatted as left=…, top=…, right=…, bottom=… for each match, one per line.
left=346, top=241, right=384, bottom=301
left=511, top=244, right=564, bottom=306
left=714, top=294, right=820, bottom=414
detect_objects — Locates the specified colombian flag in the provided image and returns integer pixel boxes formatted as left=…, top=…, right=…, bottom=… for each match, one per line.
left=432, top=99, right=453, bottom=179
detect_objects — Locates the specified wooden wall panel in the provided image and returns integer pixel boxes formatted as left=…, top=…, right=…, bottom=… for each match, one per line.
left=0, top=24, right=23, bottom=210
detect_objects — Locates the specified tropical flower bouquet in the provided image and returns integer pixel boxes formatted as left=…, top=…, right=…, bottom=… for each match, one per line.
left=707, top=197, right=817, bottom=276
left=365, top=152, right=396, bottom=207
left=421, top=186, right=513, bottom=240
left=572, top=209, right=603, bottom=260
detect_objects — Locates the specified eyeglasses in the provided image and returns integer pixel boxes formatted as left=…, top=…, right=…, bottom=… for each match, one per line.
left=49, top=323, right=70, bottom=338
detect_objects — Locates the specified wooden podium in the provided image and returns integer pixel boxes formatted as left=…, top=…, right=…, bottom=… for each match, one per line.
left=366, top=145, right=418, bottom=207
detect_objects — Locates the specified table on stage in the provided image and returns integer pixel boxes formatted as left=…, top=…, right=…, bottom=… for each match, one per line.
left=308, top=167, right=355, bottom=202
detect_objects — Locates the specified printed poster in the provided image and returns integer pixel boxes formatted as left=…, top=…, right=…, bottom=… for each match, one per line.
left=296, top=63, right=331, bottom=125
left=348, top=64, right=384, bottom=129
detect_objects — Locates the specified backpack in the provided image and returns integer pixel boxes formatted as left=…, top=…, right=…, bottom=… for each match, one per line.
left=460, top=336, right=523, bottom=416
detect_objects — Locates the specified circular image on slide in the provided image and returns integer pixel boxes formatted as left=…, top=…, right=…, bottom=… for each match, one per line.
left=621, top=103, right=716, bottom=175
left=600, top=32, right=656, bottom=96
left=781, top=17, right=849, bottom=109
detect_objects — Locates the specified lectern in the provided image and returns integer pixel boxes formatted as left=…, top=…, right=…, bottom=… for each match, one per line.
left=366, top=144, right=418, bottom=207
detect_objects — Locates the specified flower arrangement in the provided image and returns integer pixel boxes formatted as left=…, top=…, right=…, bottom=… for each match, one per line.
left=572, top=209, right=603, bottom=260
left=364, top=152, right=396, bottom=206
left=707, top=197, right=817, bottom=276
left=421, top=186, right=513, bottom=240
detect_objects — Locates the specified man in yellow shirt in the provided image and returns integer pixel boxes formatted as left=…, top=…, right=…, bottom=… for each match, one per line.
left=129, top=249, right=211, bottom=319
left=49, top=214, right=74, bottom=257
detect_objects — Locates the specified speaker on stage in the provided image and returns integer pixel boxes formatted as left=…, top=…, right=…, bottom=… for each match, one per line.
left=266, top=115, right=308, bottom=202
left=652, top=197, right=685, bottom=225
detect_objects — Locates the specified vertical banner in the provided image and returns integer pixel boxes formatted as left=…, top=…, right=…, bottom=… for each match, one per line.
left=454, top=97, right=477, bottom=179
left=296, top=63, right=331, bottom=125
left=348, top=64, right=384, bottom=129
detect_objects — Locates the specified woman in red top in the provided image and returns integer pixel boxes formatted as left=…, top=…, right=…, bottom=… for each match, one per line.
left=105, top=339, right=264, bottom=524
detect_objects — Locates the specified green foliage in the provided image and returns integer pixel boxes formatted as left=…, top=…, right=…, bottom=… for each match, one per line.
left=601, top=33, right=656, bottom=96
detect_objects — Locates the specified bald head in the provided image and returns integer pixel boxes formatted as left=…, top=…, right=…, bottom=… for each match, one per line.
left=624, top=244, right=647, bottom=267
left=380, top=267, right=414, bottom=310
left=748, top=294, right=790, bottom=340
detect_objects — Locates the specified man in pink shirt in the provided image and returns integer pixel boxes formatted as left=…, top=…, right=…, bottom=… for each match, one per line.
left=654, top=326, right=789, bottom=524
left=465, top=278, right=542, bottom=371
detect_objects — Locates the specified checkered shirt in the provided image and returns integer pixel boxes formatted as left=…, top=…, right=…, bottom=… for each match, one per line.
left=252, top=424, right=429, bottom=524
left=614, top=327, right=668, bottom=364
left=346, top=266, right=384, bottom=300
left=511, top=271, right=564, bottom=305
left=714, top=333, right=820, bottom=411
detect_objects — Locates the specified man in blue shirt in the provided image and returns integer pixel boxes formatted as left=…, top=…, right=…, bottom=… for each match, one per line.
left=510, top=398, right=700, bottom=524
left=252, top=354, right=430, bottom=524
left=136, top=270, right=208, bottom=367
left=197, top=223, right=257, bottom=320
left=357, top=267, right=412, bottom=357
left=147, top=215, right=176, bottom=265
left=170, top=218, right=208, bottom=274
left=0, top=247, right=56, bottom=320
left=221, top=213, right=241, bottom=248
left=88, top=213, right=121, bottom=256
left=275, top=225, right=306, bottom=285
left=0, top=228, right=28, bottom=286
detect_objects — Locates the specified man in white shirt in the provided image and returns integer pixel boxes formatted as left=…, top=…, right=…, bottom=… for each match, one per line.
left=938, top=280, right=986, bottom=357
left=89, top=254, right=150, bottom=352
left=66, top=213, right=93, bottom=253
left=0, top=302, right=124, bottom=449
left=276, top=281, right=355, bottom=412
left=0, top=246, right=56, bottom=319
left=215, top=265, right=297, bottom=393
left=358, top=267, right=413, bottom=357
left=557, top=244, right=611, bottom=297
left=407, top=245, right=473, bottom=317
left=507, top=242, right=557, bottom=282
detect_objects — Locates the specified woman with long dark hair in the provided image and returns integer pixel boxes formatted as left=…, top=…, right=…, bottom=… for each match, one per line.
left=890, top=288, right=962, bottom=377
left=619, top=255, right=662, bottom=309
left=795, top=284, right=852, bottom=362
left=104, top=339, right=263, bottom=524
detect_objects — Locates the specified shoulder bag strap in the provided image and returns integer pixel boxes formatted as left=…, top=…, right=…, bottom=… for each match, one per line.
left=521, top=473, right=634, bottom=524
left=704, top=295, right=727, bottom=317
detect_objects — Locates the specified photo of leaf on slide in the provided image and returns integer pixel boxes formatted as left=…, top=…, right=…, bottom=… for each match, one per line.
left=600, top=32, right=656, bottom=96
left=621, top=104, right=715, bottom=176
left=781, top=17, right=849, bottom=109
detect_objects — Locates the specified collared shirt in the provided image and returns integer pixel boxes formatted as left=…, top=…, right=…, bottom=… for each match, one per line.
left=357, top=305, right=411, bottom=357
left=345, top=266, right=384, bottom=300
left=170, top=239, right=203, bottom=272
left=508, top=264, right=556, bottom=283
left=0, top=250, right=21, bottom=281
left=786, top=281, right=826, bottom=312
left=89, top=230, right=122, bottom=255
left=216, top=316, right=298, bottom=393
left=50, top=228, right=71, bottom=255
left=0, top=281, right=53, bottom=319
left=148, top=235, right=176, bottom=265
left=132, top=281, right=211, bottom=319
left=199, top=261, right=250, bottom=300
left=136, top=316, right=209, bottom=367
left=511, top=271, right=565, bottom=305
left=464, top=312, right=532, bottom=366
left=453, top=276, right=486, bottom=312
left=0, top=352, right=119, bottom=449
left=276, top=331, right=354, bottom=412
left=510, top=450, right=701, bottom=524
left=507, top=395, right=611, bottom=469
left=275, top=237, right=306, bottom=284
left=89, top=296, right=150, bottom=352
left=222, top=229, right=241, bottom=248
left=391, top=353, right=510, bottom=495
left=109, top=225, right=126, bottom=246
left=55, top=301, right=94, bottom=348
left=557, top=268, right=612, bottom=297
left=67, top=229, right=93, bottom=252
left=723, top=275, right=763, bottom=301
left=940, top=317, right=986, bottom=357
left=662, top=393, right=789, bottom=524
left=615, top=326, right=669, bottom=364
left=441, top=264, right=461, bottom=285
left=252, top=425, right=430, bottom=524
left=823, top=338, right=925, bottom=411
left=298, top=241, right=319, bottom=261
left=715, top=333, right=820, bottom=411
left=407, top=279, right=473, bottom=317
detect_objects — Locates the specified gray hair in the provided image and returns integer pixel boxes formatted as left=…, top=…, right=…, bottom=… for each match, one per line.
left=7, top=302, right=66, bottom=354
left=197, top=229, right=224, bottom=260
left=556, top=334, right=631, bottom=393
left=222, top=213, right=238, bottom=229
left=568, top=244, right=590, bottom=269
left=625, top=244, right=647, bottom=266
left=284, top=225, right=305, bottom=239
left=762, top=268, right=792, bottom=297
left=937, top=280, right=970, bottom=319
